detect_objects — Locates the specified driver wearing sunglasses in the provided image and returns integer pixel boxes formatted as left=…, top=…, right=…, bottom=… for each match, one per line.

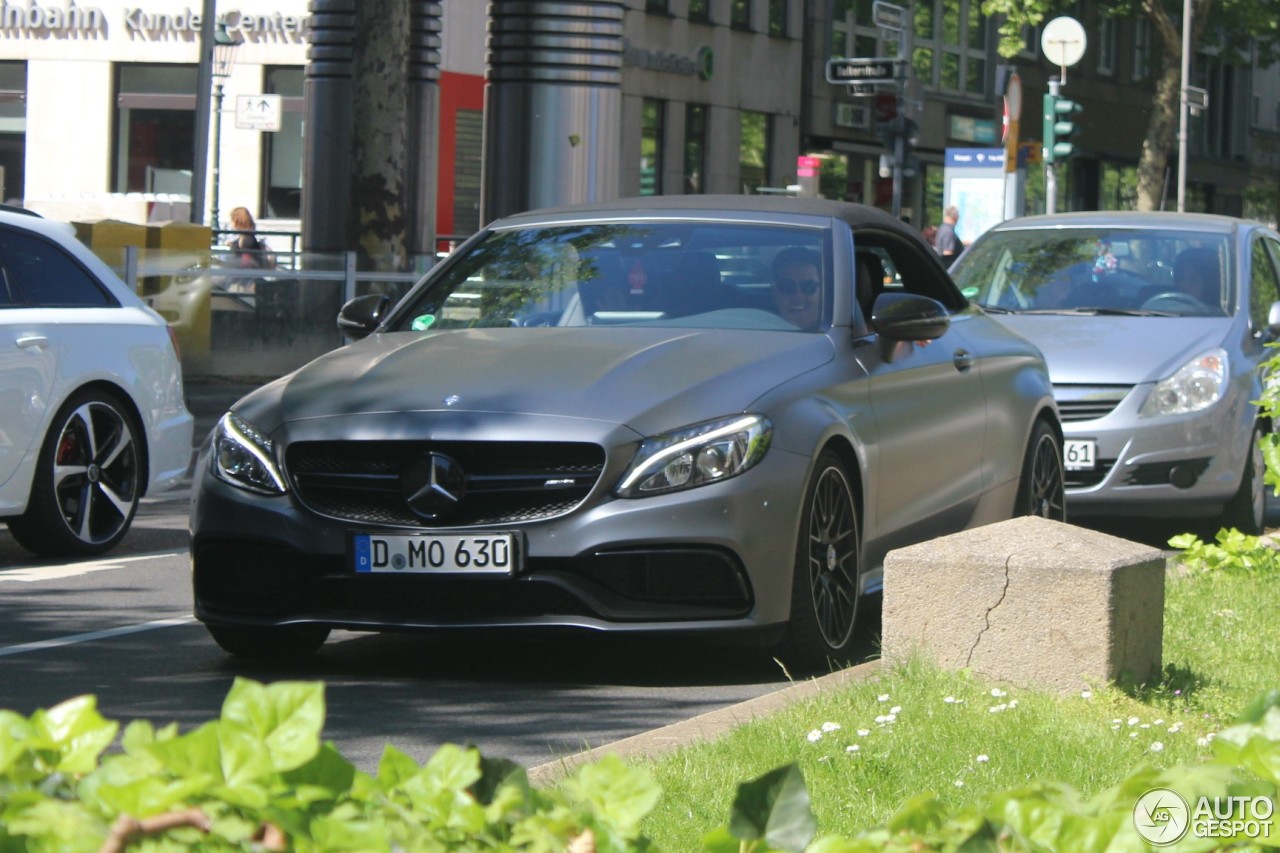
left=771, top=246, right=823, bottom=331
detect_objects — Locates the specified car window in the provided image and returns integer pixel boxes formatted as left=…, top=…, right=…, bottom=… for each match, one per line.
left=0, top=227, right=113, bottom=308
left=390, top=222, right=833, bottom=333
left=952, top=227, right=1231, bottom=317
left=853, top=231, right=964, bottom=311
left=1251, top=236, right=1280, bottom=334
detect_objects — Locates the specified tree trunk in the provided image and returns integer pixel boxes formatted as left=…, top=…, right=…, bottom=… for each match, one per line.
left=351, top=0, right=409, bottom=271
left=1134, top=58, right=1181, bottom=211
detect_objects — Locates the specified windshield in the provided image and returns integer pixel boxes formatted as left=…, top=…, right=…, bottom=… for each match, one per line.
left=951, top=227, right=1233, bottom=317
left=389, top=222, right=832, bottom=333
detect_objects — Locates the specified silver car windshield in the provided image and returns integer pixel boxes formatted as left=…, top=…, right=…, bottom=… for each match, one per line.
left=392, top=222, right=831, bottom=332
left=953, top=228, right=1233, bottom=317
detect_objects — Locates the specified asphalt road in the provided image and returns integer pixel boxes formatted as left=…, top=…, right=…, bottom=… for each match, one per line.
left=0, top=482, right=832, bottom=774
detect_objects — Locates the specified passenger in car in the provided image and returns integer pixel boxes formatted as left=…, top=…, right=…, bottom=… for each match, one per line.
left=771, top=247, right=822, bottom=331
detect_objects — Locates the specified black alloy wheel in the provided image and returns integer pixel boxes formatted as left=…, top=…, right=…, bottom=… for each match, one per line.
left=781, top=450, right=861, bottom=671
left=1018, top=420, right=1066, bottom=521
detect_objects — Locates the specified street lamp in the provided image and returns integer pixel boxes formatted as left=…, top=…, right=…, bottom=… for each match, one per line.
left=209, top=27, right=241, bottom=231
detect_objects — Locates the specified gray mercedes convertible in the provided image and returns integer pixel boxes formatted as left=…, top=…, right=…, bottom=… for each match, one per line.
left=191, top=196, right=1064, bottom=669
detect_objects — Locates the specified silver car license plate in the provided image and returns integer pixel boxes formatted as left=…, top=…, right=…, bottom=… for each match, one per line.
left=353, top=533, right=518, bottom=574
left=1063, top=439, right=1097, bottom=471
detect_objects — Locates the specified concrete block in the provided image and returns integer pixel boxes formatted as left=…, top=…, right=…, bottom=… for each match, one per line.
left=881, top=516, right=1165, bottom=694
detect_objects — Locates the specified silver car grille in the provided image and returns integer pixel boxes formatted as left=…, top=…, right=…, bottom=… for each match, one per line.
left=285, top=440, right=607, bottom=528
left=1052, top=385, right=1132, bottom=423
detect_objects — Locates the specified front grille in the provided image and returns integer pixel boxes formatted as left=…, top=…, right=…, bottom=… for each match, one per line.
left=1053, top=385, right=1132, bottom=423
left=286, top=440, right=606, bottom=527
left=1065, top=459, right=1117, bottom=489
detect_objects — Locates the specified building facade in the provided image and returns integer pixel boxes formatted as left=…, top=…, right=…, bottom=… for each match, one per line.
left=0, top=0, right=1275, bottom=248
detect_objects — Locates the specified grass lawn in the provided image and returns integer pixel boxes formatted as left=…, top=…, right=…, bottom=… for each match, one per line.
left=633, top=562, right=1280, bottom=849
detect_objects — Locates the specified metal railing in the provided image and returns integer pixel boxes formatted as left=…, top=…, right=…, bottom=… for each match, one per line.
left=120, top=245, right=432, bottom=380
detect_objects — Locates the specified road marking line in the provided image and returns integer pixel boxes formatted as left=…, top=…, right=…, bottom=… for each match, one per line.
left=0, top=615, right=196, bottom=658
left=0, top=550, right=186, bottom=583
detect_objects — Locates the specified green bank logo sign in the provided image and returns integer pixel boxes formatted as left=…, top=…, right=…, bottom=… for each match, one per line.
left=0, top=2, right=308, bottom=38
left=623, top=39, right=713, bottom=81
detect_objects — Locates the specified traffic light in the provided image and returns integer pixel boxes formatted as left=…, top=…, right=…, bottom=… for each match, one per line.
left=877, top=115, right=920, bottom=177
left=1042, top=92, right=1082, bottom=163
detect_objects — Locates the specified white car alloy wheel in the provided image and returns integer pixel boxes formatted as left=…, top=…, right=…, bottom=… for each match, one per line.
left=7, top=390, right=142, bottom=556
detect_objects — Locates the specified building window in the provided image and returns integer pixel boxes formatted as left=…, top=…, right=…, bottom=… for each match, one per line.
left=731, top=0, right=751, bottom=30
left=113, top=64, right=197, bottom=195
left=832, top=0, right=887, bottom=60
left=689, top=0, right=709, bottom=22
left=262, top=67, right=303, bottom=220
left=684, top=103, right=706, bottom=193
left=0, top=62, right=26, bottom=203
left=1096, top=15, right=1116, bottom=76
left=739, top=110, right=770, bottom=193
left=645, top=0, right=669, bottom=13
left=769, top=0, right=787, bottom=37
left=910, top=0, right=989, bottom=97
left=640, top=98, right=664, bottom=196
left=1132, top=20, right=1152, bottom=81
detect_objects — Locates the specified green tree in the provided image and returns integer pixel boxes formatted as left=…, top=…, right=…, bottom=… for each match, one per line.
left=981, top=0, right=1280, bottom=211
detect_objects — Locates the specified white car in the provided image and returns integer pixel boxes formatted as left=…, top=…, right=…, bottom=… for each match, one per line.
left=0, top=208, right=193, bottom=556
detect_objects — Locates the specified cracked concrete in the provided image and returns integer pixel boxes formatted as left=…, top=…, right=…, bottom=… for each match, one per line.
left=880, top=516, right=1166, bottom=694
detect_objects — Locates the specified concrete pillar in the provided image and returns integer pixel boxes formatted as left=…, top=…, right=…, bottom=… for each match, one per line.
left=482, top=0, right=624, bottom=224
left=881, top=516, right=1165, bottom=694
left=301, top=0, right=354, bottom=253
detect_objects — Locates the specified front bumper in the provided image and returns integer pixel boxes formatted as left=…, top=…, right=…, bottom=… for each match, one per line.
left=1059, top=382, right=1251, bottom=519
left=190, top=439, right=810, bottom=637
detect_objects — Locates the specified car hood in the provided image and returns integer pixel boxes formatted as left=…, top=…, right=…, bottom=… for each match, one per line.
left=242, top=327, right=834, bottom=437
left=992, top=315, right=1233, bottom=384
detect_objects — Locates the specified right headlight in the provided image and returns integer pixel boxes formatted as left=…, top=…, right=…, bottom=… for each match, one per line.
left=210, top=412, right=288, bottom=495
left=1139, top=348, right=1227, bottom=418
left=614, top=414, right=772, bottom=498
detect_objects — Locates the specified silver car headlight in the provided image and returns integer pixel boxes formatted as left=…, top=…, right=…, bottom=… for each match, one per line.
left=211, top=412, right=288, bottom=495
left=615, top=414, right=772, bottom=498
left=1139, top=348, right=1227, bottom=417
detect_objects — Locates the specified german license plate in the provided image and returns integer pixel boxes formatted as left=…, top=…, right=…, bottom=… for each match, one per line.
left=353, top=533, right=518, bottom=574
left=1063, top=439, right=1097, bottom=471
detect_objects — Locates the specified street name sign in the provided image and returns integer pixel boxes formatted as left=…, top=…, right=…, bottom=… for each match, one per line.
left=872, top=1, right=907, bottom=31
left=825, top=58, right=905, bottom=85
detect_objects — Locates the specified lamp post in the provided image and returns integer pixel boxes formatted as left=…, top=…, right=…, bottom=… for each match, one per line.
left=209, top=28, right=240, bottom=231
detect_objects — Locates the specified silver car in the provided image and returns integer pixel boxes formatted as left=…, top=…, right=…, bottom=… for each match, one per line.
left=191, top=196, right=1063, bottom=668
left=951, top=211, right=1280, bottom=533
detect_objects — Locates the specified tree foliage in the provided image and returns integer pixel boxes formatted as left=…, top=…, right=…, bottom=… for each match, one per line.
left=979, top=0, right=1280, bottom=210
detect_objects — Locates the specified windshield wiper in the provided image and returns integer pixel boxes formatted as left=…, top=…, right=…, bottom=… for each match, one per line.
left=1018, top=307, right=1178, bottom=317
left=975, top=304, right=1016, bottom=314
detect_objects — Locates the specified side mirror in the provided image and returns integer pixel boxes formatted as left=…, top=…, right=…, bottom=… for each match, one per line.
left=1267, top=301, right=1280, bottom=338
left=869, top=291, right=951, bottom=341
left=337, top=293, right=391, bottom=341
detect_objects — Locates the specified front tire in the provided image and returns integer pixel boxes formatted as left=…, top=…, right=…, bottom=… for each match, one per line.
left=778, top=451, right=861, bottom=672
left=8, top=389, right=142, bottom=557
left=1017, top=420, right=1066, bottom=521
left=206, top=623, right=331, bottom=661
left=1223, top=424, right=1265, bottom=535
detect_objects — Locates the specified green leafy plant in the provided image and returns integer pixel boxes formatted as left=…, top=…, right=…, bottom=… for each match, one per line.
left=1170, top=528, right=1280, bottom=574
left=0, top=678, right=660, bottom=852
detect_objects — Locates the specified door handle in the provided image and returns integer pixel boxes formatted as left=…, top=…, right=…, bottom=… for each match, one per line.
left=953, top=348, right=975, bottom=371
left=16, top=334, right=48, bottom=350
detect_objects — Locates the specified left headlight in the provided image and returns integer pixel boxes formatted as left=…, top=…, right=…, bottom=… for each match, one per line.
left=615, top=414, right=772, bottom=498
left=210, top=412, right=288, bottom=495
left=1139, top=348, right=1227, bottom=418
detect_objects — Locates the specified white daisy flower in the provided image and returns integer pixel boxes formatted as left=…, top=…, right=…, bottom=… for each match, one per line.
left=822, top=721, right=841, bottom=732
left=1150, top=742, right=1165, bottom=753
left=976, top=754, right=989, bottom=763
left=808, top=730, right=823, bottom=742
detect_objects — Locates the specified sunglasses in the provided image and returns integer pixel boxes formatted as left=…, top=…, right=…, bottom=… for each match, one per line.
left=776, top=278, right=820, bottom=296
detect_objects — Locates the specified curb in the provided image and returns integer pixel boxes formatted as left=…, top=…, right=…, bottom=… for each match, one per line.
left=527, top=658, right=882, bottom=785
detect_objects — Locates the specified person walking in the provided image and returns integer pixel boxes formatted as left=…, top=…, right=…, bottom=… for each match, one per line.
left=933, top=205, right=963, bottom=267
